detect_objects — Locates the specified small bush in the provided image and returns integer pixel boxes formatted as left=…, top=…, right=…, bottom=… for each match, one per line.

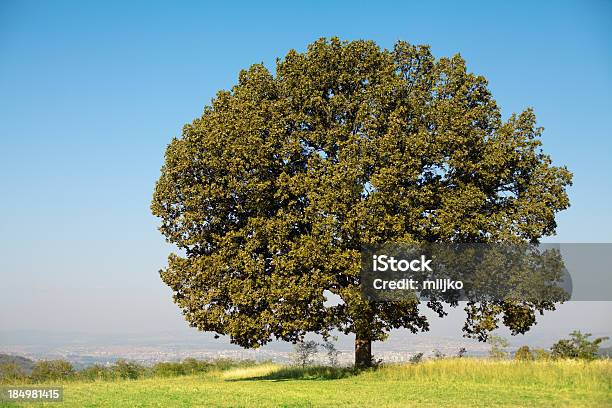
left=432, top=349, right=446, bottom=359
left=31, top=360, right=74, bottom=382
left=488, top=335, right=510, bottom=359
left=181, top=358, right=213, bottom=374
left=321, top=338, right=340, bottom=367
left=111, top=360, right=145, bottom=380
left=292, top=340, right=319, bottom=367
left=210, top=358, right=256, bottom=371
left=153, top=362, right=186, bottom=377
left=73, top=358, right=241, bottom=382
left=515, top=346, right=534, bottom=361
left=409, top=353, right=424, bottom=364
left=0, top=363, right=27, bottom=382
left=77, top=364, right=112, bottom=381
left=261, top=365, right=356, bottom=380
left=533, top=348, right=551, bottom=361
left=551, top=331, right=609, bottom=360
left=370, top=356, right=384, bottom=368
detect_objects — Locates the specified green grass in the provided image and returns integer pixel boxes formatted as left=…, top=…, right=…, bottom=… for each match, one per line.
left=3, top=359, right=611, bottom=407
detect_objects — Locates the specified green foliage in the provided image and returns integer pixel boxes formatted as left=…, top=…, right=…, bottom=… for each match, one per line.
left=180, top=357, right=214, bottom=374
left=111, top=360, right=145, bottom=380
left=3, top=358, right=266, bottom=383
left=551, top=331, right=609, bottom=360
left=31, top=360, right=74, bottom=382
left=533, top=348, right=551, bottom=361
left=292, top=340, right=319, bottom=367
left=249, top=365, right=356, bottom=381
left=151, top=359, right=219, bottom=377
left=487, top=335, right=510, bottom=359
left=0, top=362, right=27, bottom=382
left=321, top=338, right=340, bottom=367
left=409, top=352, right=424, bottom=364
left=152, top=37, right=573, bottom=366
left=515, top=345, right=534, bottom=361
left=77, top=364, right=114, bottom=381
left=78, top=361, right=149, bottom=381
left=209, top=358, right=258, bottom=371
left=369, top=356, right=384, bottom=369
left=153, top=361, right=186, bottom=377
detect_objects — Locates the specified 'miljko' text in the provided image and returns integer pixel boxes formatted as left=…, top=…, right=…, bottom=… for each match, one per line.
left=371, top=254, right=463, bottom=292
left=372, top=278, right=464, bottom=292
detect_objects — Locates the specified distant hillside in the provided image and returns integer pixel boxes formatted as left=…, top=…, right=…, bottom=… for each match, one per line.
left=0, top=353, right=35, bottom=374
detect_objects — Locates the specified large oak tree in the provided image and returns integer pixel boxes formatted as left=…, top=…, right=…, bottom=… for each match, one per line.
left=152, top=38, right=572, bottom=367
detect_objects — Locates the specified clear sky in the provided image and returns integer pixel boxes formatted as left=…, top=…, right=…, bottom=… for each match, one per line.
left=0, top=1, right=610, bottom=343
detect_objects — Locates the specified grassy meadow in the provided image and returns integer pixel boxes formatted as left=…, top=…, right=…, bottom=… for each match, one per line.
left=2, top=359, right=611, bottom=407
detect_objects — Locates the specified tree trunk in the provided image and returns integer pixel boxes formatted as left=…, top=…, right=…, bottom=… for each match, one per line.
left=354, top=338, right=372, bottom=368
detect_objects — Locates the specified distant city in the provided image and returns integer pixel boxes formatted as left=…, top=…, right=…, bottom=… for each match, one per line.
left=4, top=304, right=610, bottom=369
left=0, top=330, right=496, bottom=368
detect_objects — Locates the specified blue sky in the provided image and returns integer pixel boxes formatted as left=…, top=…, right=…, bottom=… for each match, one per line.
left=0, top=1, right=610, bottom=341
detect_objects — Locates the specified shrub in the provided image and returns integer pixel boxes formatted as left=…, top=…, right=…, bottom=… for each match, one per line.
left=111, top=360, right=145, bottom=380
left=31, top=360, right=74, bottom=382
left=321, top=339, right=340, bottom=367
left=369, top=356, right=383, bottom=368
left=457, top=348, right=467, bottom=358
left=432, top=349, right=446, bottom=359
left=153, top=362, right=185, bottom=377
left=533, top=348, right=551, bottom=361
left=292, top=340, right=319, bottom=367
left=551, top=331, right=609, bottom=360
left=409, top=353, right=424, bottom=364
left=515, top=346, right=534, bottom=361
left=210, top=358, right=256, bottom=371
left=77, top=364, right=112, bottom=381
left=262, top=365, right=356, bottom=380
left=0, top=362, right=27, bottom=382
left=181, top=358, right=212, bottom=374
left=487, top=335, right=510, bottom=359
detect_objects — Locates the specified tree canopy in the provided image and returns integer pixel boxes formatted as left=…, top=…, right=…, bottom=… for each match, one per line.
left=152, top=37, right=572, bottom=367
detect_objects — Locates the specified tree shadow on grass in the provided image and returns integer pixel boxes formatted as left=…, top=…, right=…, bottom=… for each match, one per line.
left=227, top=366, right=360, bottom=382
